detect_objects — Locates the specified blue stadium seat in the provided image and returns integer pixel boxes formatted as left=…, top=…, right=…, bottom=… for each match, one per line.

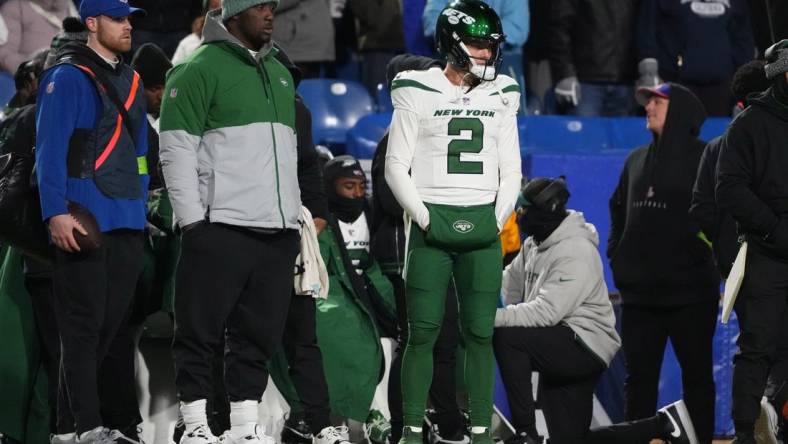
left=609, top=117, right=652, bottom=151
left=700, top=117, right=731, bottom=142
left=298, top=79, right=374, bottom=147
left=346, top=112, right=392, bottom=160
left=376, top=83, right=392, bottom=113
left=520, top=115, right=612, bottom=153
left=0, top=72, right=16, bottom=109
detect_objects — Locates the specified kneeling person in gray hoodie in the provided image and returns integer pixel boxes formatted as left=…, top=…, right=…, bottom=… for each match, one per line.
left=493, top=178, right=699, bottom=444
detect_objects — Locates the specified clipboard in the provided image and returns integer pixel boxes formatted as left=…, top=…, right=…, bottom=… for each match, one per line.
left=722, top=241, right=748, bottom=324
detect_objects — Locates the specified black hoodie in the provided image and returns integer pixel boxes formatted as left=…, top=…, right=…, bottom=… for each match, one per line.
left=716, top=77, right=788, bottom=259
left=608, top=83, right=719, bottom=306
left=274, top=45, right=328, bottom=221
left=370, top=54, right=442, bottom=275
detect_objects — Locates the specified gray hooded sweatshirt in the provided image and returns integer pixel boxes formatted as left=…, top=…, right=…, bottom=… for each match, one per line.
left=495, top=210, right=621, bottom=365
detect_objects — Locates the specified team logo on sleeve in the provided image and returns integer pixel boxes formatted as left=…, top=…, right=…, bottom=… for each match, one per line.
left=452, top=220, right=475, bottom=234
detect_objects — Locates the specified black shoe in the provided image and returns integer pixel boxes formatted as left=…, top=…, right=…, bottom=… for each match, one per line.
left=502, top=432, right=545, bottom=444
left=658, top=400, right=698, bottom=444
left=281, top=414, right=314, bottom=444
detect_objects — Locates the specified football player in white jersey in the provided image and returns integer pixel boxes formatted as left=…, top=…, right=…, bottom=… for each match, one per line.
left=384, top=1, right=522, bottom=443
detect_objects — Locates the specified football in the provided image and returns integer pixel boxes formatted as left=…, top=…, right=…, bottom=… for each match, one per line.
left=68, top=202, right=102, bottom=251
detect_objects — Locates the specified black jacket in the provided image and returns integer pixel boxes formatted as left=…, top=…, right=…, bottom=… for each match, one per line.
left=130, top=0, right=202, bottom=33
left=548, top=0, right=639, bottom=84
left=371, top=54, right=442, bottom=274
left=275, top=44, right=329, bottom=221
left=348, top=0, right=405, bottom=52
left=371, top=132, right=405, bottom=275
left=608, top=83, right=719, bottom=305
left=637, top=0, right=755, bottom=84
left=296, top=96, right=328, bottom=220
left=746, top=0, right=788, bottom=56
left=689, top=136, right=739, bottom=277
left=716, top=83, right=788, bottom=259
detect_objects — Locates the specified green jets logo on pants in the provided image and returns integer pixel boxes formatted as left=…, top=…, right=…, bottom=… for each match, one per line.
left=453, top=220, right=475, bottom=233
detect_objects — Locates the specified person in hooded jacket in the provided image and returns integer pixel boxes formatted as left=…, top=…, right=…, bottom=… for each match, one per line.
left=690, top=60, right=770, bottom=279
left=370, top=53, right=468, bottom=444
left=495, top=177, right=699, bottom=444
left=608, top=83, right=720, bottom=444
left=269, top=44, right=353, bottom=444
left=304, top=155, right=398, bottom=430
left=159, top=1, right=302, bottom=442
left=716, top=39, right=788, bottom=444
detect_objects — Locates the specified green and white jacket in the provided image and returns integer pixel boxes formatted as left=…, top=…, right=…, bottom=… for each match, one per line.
left=159, top=9, right=300, bottom=230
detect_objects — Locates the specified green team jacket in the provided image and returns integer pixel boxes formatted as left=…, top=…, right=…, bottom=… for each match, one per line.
left=0, top=247, right=49, bottom=443
left=159, top=9, right=300, bottom=231
left=271, top=224, right=396, bottom=421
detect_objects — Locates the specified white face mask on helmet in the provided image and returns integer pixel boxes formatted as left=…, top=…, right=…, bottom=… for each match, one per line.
left=458, top=40, right=496, bottom=81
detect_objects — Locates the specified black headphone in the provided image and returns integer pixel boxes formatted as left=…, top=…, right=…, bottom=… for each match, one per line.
left=522, top=176, right=570, bottom=213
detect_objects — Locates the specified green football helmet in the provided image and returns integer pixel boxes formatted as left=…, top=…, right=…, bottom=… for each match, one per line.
left=435, top=0, right=505, bottom=81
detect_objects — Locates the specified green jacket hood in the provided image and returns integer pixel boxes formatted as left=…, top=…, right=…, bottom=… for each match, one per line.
left=202, top=9, right=276, bottom=63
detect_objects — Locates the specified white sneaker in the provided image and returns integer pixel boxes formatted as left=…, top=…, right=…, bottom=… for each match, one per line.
left=220, top=425, right=277, bottom=444
left=180, top=425, right=219, bottom=444
left=755, top=396, right=780, bottom=444
left=107, top=430, right=144, bottom=444
left=51, top=433, right=77, bottom=444
left=76, top=427, right=113, bottom=444
left=314, top=426, right=352, bottom=444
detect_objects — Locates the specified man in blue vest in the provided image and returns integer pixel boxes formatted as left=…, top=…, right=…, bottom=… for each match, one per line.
left=35, top=0, right=149, bottom=442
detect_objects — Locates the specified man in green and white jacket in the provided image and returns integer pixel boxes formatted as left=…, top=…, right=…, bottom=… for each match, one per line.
left=159, top=1, right=301, bottom=443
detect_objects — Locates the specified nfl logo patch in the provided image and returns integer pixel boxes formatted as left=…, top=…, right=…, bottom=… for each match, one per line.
left=462, top=97, right=470, bottom=105
left=46, top=81, right=55, bottom=94
left=170, top=88, right=178, bottom=98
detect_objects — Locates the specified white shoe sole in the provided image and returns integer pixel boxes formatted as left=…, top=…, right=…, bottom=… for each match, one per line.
left=755, top=397, right=780, bottom=444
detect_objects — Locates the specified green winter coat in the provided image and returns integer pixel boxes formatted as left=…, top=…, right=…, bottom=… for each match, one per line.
left=0, top=246, right=49, bottom=443
left=270, top=225, right=396, bottom=421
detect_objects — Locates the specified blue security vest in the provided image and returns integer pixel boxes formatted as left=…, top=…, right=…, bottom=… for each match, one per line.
left=56, top=54, right=147, bottom=199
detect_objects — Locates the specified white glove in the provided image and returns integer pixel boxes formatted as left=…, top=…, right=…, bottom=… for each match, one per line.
left=554, top=76, right=580, bottom=107
left=636, top=58, right=662, bottom=88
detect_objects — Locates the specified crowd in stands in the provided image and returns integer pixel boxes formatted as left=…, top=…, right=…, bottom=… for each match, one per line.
left=4, top=2, right=788, bottom=444
left=0, top=0, right=787, bottom=116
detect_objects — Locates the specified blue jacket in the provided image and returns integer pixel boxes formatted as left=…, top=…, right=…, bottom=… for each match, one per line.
left=422, top=0, right=530, bottom=49
left=36, top=55, right=149, bottom=232
left=637, top=0, right=755, bottom=84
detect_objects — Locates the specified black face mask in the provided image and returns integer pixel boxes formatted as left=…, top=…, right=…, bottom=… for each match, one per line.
left=518, top=207, right=567, bottom=244
left=329, top=194, right=365, bottom=223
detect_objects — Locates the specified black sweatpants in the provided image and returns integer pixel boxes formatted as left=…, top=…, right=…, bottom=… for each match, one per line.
left=53, top=230, right=144, bottom=434
left=621, top=299, right=718, bottom=444
left=388, top=274, right=461, bottom=442
left=494, top=325, right=670, bottom=444
left=732, top=247, right=788, bottom=434
left=173, top=224, right=300, bottom=402
left=283, top=294, right=331, bottom=432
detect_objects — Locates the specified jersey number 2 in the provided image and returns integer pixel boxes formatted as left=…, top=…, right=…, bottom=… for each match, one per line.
left=447, top=117, right=483, bottom=174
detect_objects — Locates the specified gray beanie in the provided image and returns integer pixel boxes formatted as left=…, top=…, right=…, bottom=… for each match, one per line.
left=765, top=39, right=788, bottom=79
left=221, top=0, right=279, bottom=21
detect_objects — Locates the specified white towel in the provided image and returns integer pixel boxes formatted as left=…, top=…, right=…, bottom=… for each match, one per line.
left=722, top=241, right=748, bottom=324
left=294, top=206, right=329, bottom=299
